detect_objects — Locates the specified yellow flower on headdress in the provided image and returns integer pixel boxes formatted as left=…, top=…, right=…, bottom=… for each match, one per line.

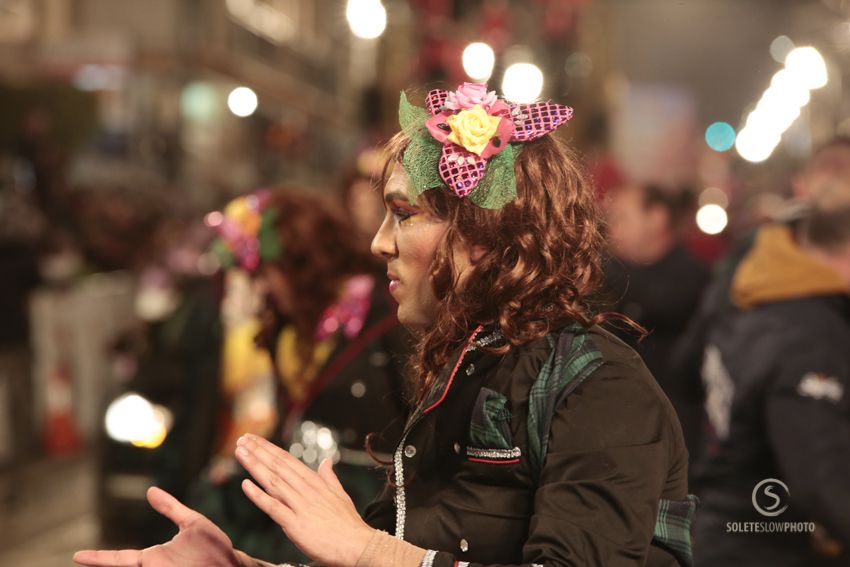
left=446, top=104, right=502, bottom=156
left=224, top=196, right=261, bottom=237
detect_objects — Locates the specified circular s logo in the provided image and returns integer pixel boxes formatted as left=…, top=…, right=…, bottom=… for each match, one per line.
left=752, top=478, right=790, bottom=517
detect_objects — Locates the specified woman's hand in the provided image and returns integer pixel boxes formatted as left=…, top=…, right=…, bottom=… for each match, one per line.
left=74, top=487, right=250, bottom=567
left=235, top=434, right=376, bottom=567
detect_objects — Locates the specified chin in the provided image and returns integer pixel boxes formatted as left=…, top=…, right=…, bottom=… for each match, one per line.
left=396, top=308, right=428, bottom=334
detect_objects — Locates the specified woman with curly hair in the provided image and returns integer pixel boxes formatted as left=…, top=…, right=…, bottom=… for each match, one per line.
left=75, top=83, right=696, bottom=567
left=192, top=188, right=411, bottom=562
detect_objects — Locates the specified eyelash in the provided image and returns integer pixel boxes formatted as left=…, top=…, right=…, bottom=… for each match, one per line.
left=392, top=208, right=415, bottom=223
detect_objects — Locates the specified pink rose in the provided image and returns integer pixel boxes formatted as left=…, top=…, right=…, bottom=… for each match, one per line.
left=445, top=83, right=498, bottom=111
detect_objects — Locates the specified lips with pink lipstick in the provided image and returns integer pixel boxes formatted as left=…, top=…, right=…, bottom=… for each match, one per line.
left=387, top=271, right=400, bottom=294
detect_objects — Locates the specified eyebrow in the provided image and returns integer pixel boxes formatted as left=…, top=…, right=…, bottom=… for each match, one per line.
left=384, top=191, right=411, bottom=205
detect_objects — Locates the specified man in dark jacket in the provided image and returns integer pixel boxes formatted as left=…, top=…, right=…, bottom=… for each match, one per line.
left=693, top=205, right=850, bottom=566
left=602, top=183, right=710, bottom=464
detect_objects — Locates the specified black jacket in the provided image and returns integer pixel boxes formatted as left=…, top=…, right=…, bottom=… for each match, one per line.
left=602, top=245, right=710, bottom=466
left=269, top=279, right=412, bottom=456
left=365, top=325, right=693, bottom=566
left=193, top=279, right=412, bottom=563
left=694, top=225, right=850, bottom=566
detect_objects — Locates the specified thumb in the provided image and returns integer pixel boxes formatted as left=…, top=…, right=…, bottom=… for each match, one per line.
left=146, top=486, right=203, bottom=529
left=318, top=458, right=348, bottom=498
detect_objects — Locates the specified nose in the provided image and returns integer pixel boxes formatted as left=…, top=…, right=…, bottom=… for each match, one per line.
left=371, top=213, right=396, bottom=260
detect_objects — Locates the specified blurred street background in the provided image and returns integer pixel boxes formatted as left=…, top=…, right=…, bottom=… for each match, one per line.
left=0, top=1, right=849, bottom=565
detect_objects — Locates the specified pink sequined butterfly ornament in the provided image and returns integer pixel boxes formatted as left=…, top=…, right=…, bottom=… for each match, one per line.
left=207, top=189, right=283, bottom=272
left=399, top=82, right=574, bottom=208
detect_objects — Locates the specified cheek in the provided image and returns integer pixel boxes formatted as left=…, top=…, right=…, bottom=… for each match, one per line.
left=398, top=221, right=446, bottom=269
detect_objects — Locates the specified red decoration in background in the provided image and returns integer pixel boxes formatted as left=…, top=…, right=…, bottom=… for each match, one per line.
left=535, top=0, right=590, bottom=39
left=42, top=364, right=83, bottom=456
left=480, top=0, right=512, bottom=52
left=590, top=156, right=625, bottom=201
left=411, top=0, right=453, bottom=20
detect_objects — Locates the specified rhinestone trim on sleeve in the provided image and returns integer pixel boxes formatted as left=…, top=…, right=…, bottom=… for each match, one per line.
left=420, top=550, right=438, bottom=567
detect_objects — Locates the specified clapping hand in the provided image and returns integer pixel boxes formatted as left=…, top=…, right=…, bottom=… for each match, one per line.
left=73, top=487, right=249, bottom=567
left=235, top=434, right=376, bottom=567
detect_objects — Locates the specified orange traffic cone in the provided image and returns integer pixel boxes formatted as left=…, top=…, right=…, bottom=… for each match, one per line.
left=42, top=364, right=83, bottom=455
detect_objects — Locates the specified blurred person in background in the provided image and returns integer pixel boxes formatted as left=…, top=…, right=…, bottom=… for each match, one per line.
left=339, top=146, right=387, bottom=243
left=97, top=217, right=222, bottom=546
left=602, top=182, right=710, bottom=464
left=793, top=136, right=850, bottom=206
left=693, top=201, right=850, bottom=566
left=671, top=136, right=850, bottom=466
left=13, top=107, right=65, bottom=221
left=0, top=187, right=44, bottom=505
left=193, top=188, right=411, bottom=564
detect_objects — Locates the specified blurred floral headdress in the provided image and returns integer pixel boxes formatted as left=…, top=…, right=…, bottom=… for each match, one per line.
left=399, top=82, right=574, bottom=208
left=208, top=189, right=282, bottom=272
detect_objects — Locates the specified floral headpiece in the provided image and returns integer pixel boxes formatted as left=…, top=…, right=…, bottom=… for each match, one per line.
left=399, top=82, right=573, bottom=208
left=208, top=189, right=283, bottom=272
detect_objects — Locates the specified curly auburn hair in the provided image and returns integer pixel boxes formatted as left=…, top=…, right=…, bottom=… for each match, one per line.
left=382, top=131, right=635, bottom=404
left=254, top=189, right=378, bottom=359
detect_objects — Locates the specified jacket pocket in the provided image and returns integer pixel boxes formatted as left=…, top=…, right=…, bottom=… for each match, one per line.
left=467, top=387, right=519, bottom=463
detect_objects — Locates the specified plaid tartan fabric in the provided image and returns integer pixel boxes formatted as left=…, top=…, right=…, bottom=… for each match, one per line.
left=468, top=387, right=513, bottom=450
left=527, top=325, right=604, bottom=475
left=654, top=495, right=699, bottom=567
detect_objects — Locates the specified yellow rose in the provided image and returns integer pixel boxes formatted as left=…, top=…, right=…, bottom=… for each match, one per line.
left=224, top=197, right=261, bottom=235
left=446, top=104, right=501, bottom=156
left=224, top=198, right=249, bottom=220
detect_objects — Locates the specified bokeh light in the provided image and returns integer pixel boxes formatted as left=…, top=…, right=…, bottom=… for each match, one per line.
left=104, top=393, right=173, bottom=449
left=462, top=42, right=496, bottom=81
left=346, top=0, right=387, bottom=40
left=736, top=46, right=826, bottom=163
left=72, top=64, right=126, bottom=91
left=735, top=127, right=780, bottom=163
left=769, top=35, right=795, bottom=64
left=769, top=69, right=810, bottom=107
left=705, top=122, right=736, bottom=152
left=204, top=211, right=224, bottom=228
left=696, top=204, right=729, bottom=235
left=181, top=81, right=219, bottom=122
left=785, top=46, right=828, bottom=90
left=227, top=86, right=258, bottom=117
left=502, top=62, right=544, bottom=103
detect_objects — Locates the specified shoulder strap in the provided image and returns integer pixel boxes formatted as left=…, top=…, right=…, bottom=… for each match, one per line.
left=526, top=325, right=603, bottom=476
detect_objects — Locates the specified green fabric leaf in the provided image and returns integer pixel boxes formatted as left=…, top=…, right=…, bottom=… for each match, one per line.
left=210, top=238, right=235, bottom=269
left=402, top=130, right=444, bottom=201
left=398, top=91, right=444, bottom=201
left=398, top=92, right=430, bottom=137
left=468, top=143, right=519, bottom=209
left=259, top=208, right=283, bottom=262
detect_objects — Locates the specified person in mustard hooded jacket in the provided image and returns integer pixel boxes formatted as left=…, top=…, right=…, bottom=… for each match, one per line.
left=693, top=200, right=850, bottom=566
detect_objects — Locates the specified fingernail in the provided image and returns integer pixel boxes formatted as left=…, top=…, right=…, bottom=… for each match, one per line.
left=236, top=446, right=249, bottom=458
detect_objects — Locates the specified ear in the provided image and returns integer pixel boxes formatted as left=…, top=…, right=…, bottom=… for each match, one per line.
left=469, top=244, right=488, bottom=264
left=646, top=204, right=671, bottom=232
